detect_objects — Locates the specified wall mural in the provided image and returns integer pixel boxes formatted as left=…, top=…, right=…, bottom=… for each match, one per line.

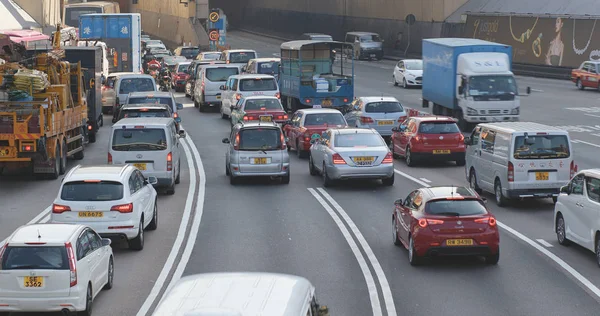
left=464, top=14, right=599, bottom=68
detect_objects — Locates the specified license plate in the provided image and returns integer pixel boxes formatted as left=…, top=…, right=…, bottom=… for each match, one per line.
left=253, top=158, right=267, bottom=164
left=78, top=211, right=104, bottom=218
left=377, top=120, right=394, bottom=126
left=216, top=95, right=221, bottom=99
left=370, top=54, right=376, bottom=57
left=260, top=116, right=272, bottom=122
left=133, top=163, right=146, bottom=170
left=353, top=156, right=375, bottom=165
left=322, top=99, right=332, bottom=106
left=535, top=172, right=549, bottom=181
left=24, top=276, right=43, bottom=288
left=446, top=239, right=473, bottom=246
left=433, top=150, right=451, bottom=154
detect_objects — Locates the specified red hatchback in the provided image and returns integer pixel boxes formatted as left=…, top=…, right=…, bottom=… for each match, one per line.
left=392, top=186, right=499, bottom=265
left=391, top=116, right=466, bottom=166
left=283, top=108, right=348, bottom=158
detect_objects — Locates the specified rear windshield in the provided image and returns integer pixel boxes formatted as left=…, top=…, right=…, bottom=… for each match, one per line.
left=229, top=52, right=256, bottom=63
left=119, top=109, right=170, bottom=119
left=201, top=53, right=221, bottom=60
left=119, top=78, right=155, bottom=94
left=181, top=47, right=199, bottom=57
left=177, top=64, right=190, bottom=73
left=513, top=135, right=570, bottom=159
left=258, top=62, right=280, bottom=74
left=206, top=68, right=239, bottom=81
left=61, top=181, right=124, bottom=201
left=238, top=128, right=282, bottom=151
left=364, top=102, right=403, bottom=113
left=65, top=7, right=101, bottom=26
left=304, top=113, right=346, bottom=126
left=112, top=128, right=168, bottom=151
left=128, top=97, right=173, bottom=107
left=311, top=36, right=332, bottom=41
left=244, top=99, right=283, bottom=110
left=239, top=78, right=277, bottom=91
left=334, top=134, right=385, bottom=147
left=2, top=246, right=68, bottom=270
left=425, top=199, right=487, bottom=216
left=418, top=122, right=460, bottom=134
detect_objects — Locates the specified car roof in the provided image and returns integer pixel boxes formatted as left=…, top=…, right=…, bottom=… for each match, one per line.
left=421, top=186, right=480, bottom=201
left=243, top=95, right=280, bottom=101
left=202, top=64, right=239, bottom=69
left=64, top=164, right=132, bottom=182
left=230, top=74, right=275, bottom=79
left=176, top=61, right=191, bottom=66
left=298, top=108, right=343, bottom=115
left=113, top=117, right=175, bottom=128
left=400, top=59, right=422, bottom=62
left=8, top=223, right=84, bottom=245
left=109, top=72, right=135, bottom=77
left=579, top=169, right=600, bottom=178
left=412, top=116, right=457, bottom=122
left=358, top=96, right=400, bottom=103
left=332, top=127, right=375, bottom=135
left=249, top=58, right=281, bottom=62
left=235, top=121, right=280, bottom=129
left=477, top=122, right=569, bottom=133
left=303, top=33, right=331, bottom=36
left=118, top=74, right=154, bottom=80
left=224, top=49, right=257, bottom=53
left=178, top=46, right=199, bottom=49
left=121, top=103, right=170, bottom=110
left=128, top=91, right=172, bottom=98
left=347, top=31, right=379, bottom=36
left=201, top=51, right=221, bottom=54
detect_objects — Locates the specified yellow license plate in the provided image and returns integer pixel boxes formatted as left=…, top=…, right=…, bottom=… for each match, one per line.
left=253, top=158, right=267, bottom=164
left=133, top=163, right=146, bottom=170
left=536, top=172, right=549, bottom=181
left=322, top=99, right=332, bottom=106
left=78, top=211, right=104, bottom=218
left=433, top=150, right=451, bottom=154
left=353, top=156, right=375, bottom=163
left=24, top=276, right=43, bottom=288
left=216, top=95, right=221, bottom=99
left=260, top=116, right=272, bottom=122
left=378, top=120, right=394, bottom=125
left=446, top=239, right=473, bottom=246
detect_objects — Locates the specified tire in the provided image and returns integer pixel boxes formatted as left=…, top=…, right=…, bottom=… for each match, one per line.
left=393, top=216, right=401, bottom=246
left=175, top=162, right=181, bottom=184
left=49, top=145, right=60, bottom=180
left=281, top=172, right=290, bottom=184
left=103, top=257, right=114, bottom=290
left=405, top=147, right=415, bottom=167
left=455, top=158, right=466, bottom=166
left=77, top=284, right=93, bottom=316
left=309, top=155, right=318, bottom=176
left=486, top=251, right=500, bottom=265
left=402, top=78, right=407, bottom=88
left=297, top=141, right=308, bottom=158
left=128, top=219, right=144, bottom=250
left=382, top=173, right=394, bottom=186
left=199, top=103, right=205, bottom=112
left=229, top=173, right=238, bottom=185
left=577, top=79, right=584, bottom=90
left=194, top=100, right=199, bottom=108
left=595, top=236, right=600, bottom=267
left=165, top=183, right=175, bottom=195
left=408, top=236, right=421, bottom=266
left=59, top=140, right=67, bottom=175
left=225, top=162, right=230, bottom=176
left=494, top=179, right=508, bottom=207
left=74, top=143, right=85, bottom=160
left=556, top=214, right=570, bottom=246
left=88, top=131, right=96, bottom=143
left=322, top=164, right=334, bottom=187
left=147, top=202, right=158, bottom=230
left=393, top=75, right=398, bottom=86
left=469, top=170, right=482, bottom=194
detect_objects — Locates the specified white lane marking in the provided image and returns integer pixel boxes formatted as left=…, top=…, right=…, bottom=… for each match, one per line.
left=136, top=132, right=199, bottom=316
left=393, top=168, right=600, bottom=300
left=316, top=188, right=397, bottom=316
left=419, top=177, right=432, bottom=183
left=572, top=139, right=600, bottom=148
left=585, top=114, right=600, bottom=118
left=394, top=169, right=430, bottom=187
left=531, top=88, right=544, bottom=92
left=536, top=239, right=553, bottom=247
left=571, top=140, right=580, bottom=143
left=39, top=214, right=50, bottom=224
left=387, top=82, right=393, bottom=84
left=307, top=188, right=383, bottom=316
left=160, top=135, right=206, bottom=298
left=0, top=206, right=51, bottom=248
left=593, top=134, right=600, bottom=137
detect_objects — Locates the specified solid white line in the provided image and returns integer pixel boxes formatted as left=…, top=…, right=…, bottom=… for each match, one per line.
left=536, top=239, right=553, bottom=248
left=160, top=136, right=206, bottom=298
left=39, top=214, right=50, bottom=224
left=571, top=140, right=580, bottom=143
left=419, top=178, right=432, bottom=183
left=531, top=88, right=544, bottom=92
left=317, top=188, right=397, bottom=316
left=572, top=139, right=600, bottom=149
left=136, top=135, right=198, bottom=316
left=585, top=114, right=600, bottom=118
left=307, top=188, right=383, bottom=316
left=394, top=169, right=430, bottom=187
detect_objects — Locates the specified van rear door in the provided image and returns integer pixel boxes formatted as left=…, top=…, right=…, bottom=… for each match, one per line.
left=110, top=126, right=170, bottom=174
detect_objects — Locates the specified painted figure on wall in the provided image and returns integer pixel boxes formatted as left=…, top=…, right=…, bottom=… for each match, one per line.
left=545, top=17, right=564, bottom=66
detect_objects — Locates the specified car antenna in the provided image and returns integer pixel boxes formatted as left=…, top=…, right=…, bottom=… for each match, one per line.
left=37, top=229, right=41, bottom=239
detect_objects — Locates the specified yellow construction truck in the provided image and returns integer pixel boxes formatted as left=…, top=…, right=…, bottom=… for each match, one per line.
left=0, top=26, right=87, bottom=179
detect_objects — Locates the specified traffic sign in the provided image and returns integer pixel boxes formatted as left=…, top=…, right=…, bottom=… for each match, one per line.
left=209, top=11, right=220, bottom=23
left=209, top=29, right=220, bottom=41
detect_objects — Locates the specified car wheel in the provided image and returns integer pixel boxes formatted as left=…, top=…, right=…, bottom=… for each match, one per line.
left=455, top=157, right=466, bottom=166
left=469, top=170, right=482, bottom=194
left=281, top=172, right=290, bottom=184
left=77, top=284, right=93, bottom=316
left=175, top=162, right=181, bottom=184
left=408, top=236, right=421, bottom=266
left=199, top=103, right=205, bottom=112
left=322, top=163, right=334, bottom=187
left=129, top=219, right=144, bottom=250
left=494, top=179, right=508, bottom=207
left=147, top=202, right=158, bottom=230
left=577, top=79, right=584, bottom=90
left=403, top=78, right=408, bottom=88
left=595, top=236, right=600, bottom=267
left=393, top=74, right=398, bottom=86
left=405, top=147, right=414, bottom=167
left=556, top=215, right=570, bottom=246
left=59, top=140, right=67, bottom=175
left=50, top=145, right=60, bottom=180
left=103, top=257, right=114, bottom=290
left=229, top=173, right=238, bottom=185
left=166, top=183, right=175, bottom=195
left=382, top=173, right=394, bottom=186
left=309, top=155, right=318, bottom=176
left=225, top=162, right=230, bottom=176
left=392, top=216, right=401, bottom=246
left=485, top=251, right=500, bottom=265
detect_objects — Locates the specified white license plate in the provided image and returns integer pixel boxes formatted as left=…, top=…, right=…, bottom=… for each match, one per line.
left=370, top=54, right=376, bottom=57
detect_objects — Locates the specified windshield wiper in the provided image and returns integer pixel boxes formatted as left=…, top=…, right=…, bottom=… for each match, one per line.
left=119, top=142, right=167, bottom=150
left=435, top=212, right=461, bottom=217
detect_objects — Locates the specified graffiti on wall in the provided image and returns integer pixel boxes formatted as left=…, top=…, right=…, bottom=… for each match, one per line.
left=465, top=15, right=600, bottom=68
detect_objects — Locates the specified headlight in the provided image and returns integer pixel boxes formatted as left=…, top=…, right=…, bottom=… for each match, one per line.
left=511, top=107, right=519, bottom=115
left=466, top=107, right=478, bottom=115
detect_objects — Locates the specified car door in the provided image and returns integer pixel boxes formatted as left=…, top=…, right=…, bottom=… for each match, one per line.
left=395, top=61, right=405, bottom=82
left=314, top=131, right=331, bottom=171
left=136, top=170, right=153, bottom=226
left=561, top=174, right=587, bottom=245
left=128, top=172, right=147, bottom=227
left=581, top=62, right=592, bottom=87
left=75, top=231, right=93, bottom=294
left=397, top=118, right=415, bottom=155
left=222, top=77, right=233, bottom=109
left=85, top=229, right=105, bottom=295
left=478, top=128, right=496, bottom=191
left=231, top=98, right=244, bottom=124
left=466, top=126, right=482, bottom=182
left=582, top=176, right=600, bottom=250
left=398, top=190, right=418, bottom=242
left=344, top=99, right=361, bottom=126
left=290, top=112, right=304, bottom=150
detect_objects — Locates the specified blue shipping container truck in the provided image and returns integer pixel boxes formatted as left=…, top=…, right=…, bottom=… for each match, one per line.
left=79, top=13, right=141, bottom=74
left=421, top=38, right=523, bottom=131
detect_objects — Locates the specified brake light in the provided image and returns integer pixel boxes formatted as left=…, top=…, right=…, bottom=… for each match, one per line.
left=280, top=133, right=286, bottom=150
left=173, top=112, right=179, bottom=119
left=110, top=203, right=133, bottom=213
left=65, top=242, right=77, bottom=287
left=343, top=98, right=349, bottom=103
left=52, top=204, right=71, bottom=214
left=413, top=135, right=421, bottom=143
left=25, top=242, right=46, bottom=245
left=108, top=152, right=112, bottom=164
left=243, top=115, right=257, bottom=121
left=0, top=243, right=8, bottom=269
left=275, top=92, right=280, bottom=99
left=418, top=218, right=444, bottom=228
left=382, top=152, right=393, bottom=164
left=458, top=133, right=465, bottom=142
left=360, top=116, right=374, bottom=124
left=397, top=115, right=407, bottom=123
left=234, top=133, right=240, bottom=150
left=332, top=153, right=346, bottom=164
left=508, top=161, right=514, bottom=182
left=570, top=160, right=577, bottom=178
left=167, top=152, right=173, bottom=171
left=474, top=216, right=497, bottom=227
left=235, top=93, right=242, bottom=100
left=276, top=114, right=288, bottom=120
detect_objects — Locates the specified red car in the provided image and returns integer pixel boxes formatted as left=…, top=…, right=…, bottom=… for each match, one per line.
left=283, top=108, right=348, bottom=158
left=392, top=186, right=499, bottom=265
left=391, top=116, right=465, bottom=166
left=171, top=62, right=191, bottom=92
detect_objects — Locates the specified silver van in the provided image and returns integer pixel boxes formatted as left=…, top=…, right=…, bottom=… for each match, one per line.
left=114, top=74, right=157, bottom=112
left=194, top=64, right=239, bottom=112
left=465, top=122, right=575, bottom=206
left=222, top=122, right=290, bottom=185
left=344, top=31, right=383, bottom=60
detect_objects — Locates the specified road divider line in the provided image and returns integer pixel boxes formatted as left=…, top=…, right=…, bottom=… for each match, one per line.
left=393, top=168, right=600, bottom=301
left=536, top=239, right=553, bottom=247
left=419, top=177, right=432, bottom=183
left=136, top=136, right=198, bottom=316
left=307, top=188, right=383, bottom=316
left=531, top=88, right=544, bottom=92
left=572, top=139, right=600, bottom=148
left=0, top=206, right=52, bottom=248
left=316, top=188, right=398, bottom=316
left=584, top=114, right=600, bottom=119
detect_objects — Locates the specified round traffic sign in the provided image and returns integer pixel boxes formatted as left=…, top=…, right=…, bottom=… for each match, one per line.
left=209, top=12, right=220, bottom=23
left=209, top=30, right=220, bottom=41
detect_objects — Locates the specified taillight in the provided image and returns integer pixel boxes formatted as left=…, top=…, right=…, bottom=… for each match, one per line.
left=167, top=152, right=173, bottom=171
left=276, top=114, right=288, bottom=120
left=570, top=160, right=577, bottom=178
left=65, top=242, right=77, bottom=287
left=110, top=203, right=133, bottom=213
left=0, top=243, right=8, bottom=269
left=235, top=93, right=242, bottom=100
left=397, top=115, right=407, bottom=123
left=274, top=92, right=280, bottom=99
left=458, top=133, right=465, bottom=142
left=233, top=133, right=240, bottom=150
left=173, top=112, right=179, bottom=119
left=382, top=152, right=393, bottom=164
left=360, top=116, right=374, bottom=124
left=52, top=204, right=71, bottom=214
left=412, top=135, right=422, bottom=143
left=332, top=153, right=346, bottom=164
left=418, top=218, right=444, bottom=228
left=280, top=133, right=286, bottom=150
left=304, top=131, right=310, bottom=142
left=508, top=161, right=514, bottom=182
left=108, top=152, right=112, bottom=164
left=474, top=216, right=497, bottom=227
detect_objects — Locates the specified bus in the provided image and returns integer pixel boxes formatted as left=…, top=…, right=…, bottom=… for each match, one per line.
left=63, top=1, right=120, bottom=28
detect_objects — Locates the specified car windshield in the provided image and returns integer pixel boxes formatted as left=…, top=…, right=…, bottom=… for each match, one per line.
left=65, top=7, right=101, bottom=27
left=120, top=109, right=170, bottom=119
left=119, top=78, right=155, bottom=94
left=239, top=78, right=277, bottom=91
left=304, top=113, right=346, bottom=126
left=360, top=35, right=381, bottom=42
left=128, top=97, right=172, bottom=107
left=258, top=62, right=280, bottom=74
left=404, top=60, right=423, bottom=70
left=513, top=135, right=570, bottom=159
left=181, top=47, right=199, bottom=57
left=418, top=122, right=460, bottom=134
left=206, top=68, right=239, bottom=81
left=201, top=53, right=221, bottom=60
left=229, top=52, right=256, bottom=63
left=61, top=181, right=124, bottom=201
left=238, top=128, right=282, bottom=151
left=2, top=246, right=68, bottom=270
left=468, top=75, right=518, bottom=97
left=177, top=64, right=190, bottom=73
left=145, top=40, right=162, bottom=46
left=244, top=99, right=283, bottom=110
left=334, top=133, right=385, bottom=147
left=365, top=102, right=403, bottom=113
left=311, top=36, right=332, bottom=41
left=112, top=128, right=168, bottom=151
left=425, top=199, right=488, bottom=216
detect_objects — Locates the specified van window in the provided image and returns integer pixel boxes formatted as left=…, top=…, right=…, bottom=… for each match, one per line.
left=119, top=78, right=155, bottom=94
left=65, top=7, right=102, bottom=27
left=365, top=102, right=403, bottom=113
left=2, top=246, right=69, bottom=270
left=239, top=78, right=277, bottom=91
left=229, top=52, right=256, bottom=63
left=334, top=133, right=385, bottom=147
left=128, top=96, right=173, bottom=107
left=360, top=34, right=381, bottom=42
left=480, top=129, right=496, bottom=153
left=180, top=47, right=200, bottom=59
left=61, top=180, right=124, bottom=201
left=418, top=121, right=460, bottom=134
left=201, top=52, right=221, bottom=60
left=112, top=128, right=168, bottom=151
left=238, top=128, right=282, bottom=151
left=244, top=99, right=283, bottom=110
left=206, top=68, right=239, bottom=81
left=586, top=177, right=600, bottom=203
left=258, top=62, right=280, bottom=74
left=513, top=135, right=570, bottom=159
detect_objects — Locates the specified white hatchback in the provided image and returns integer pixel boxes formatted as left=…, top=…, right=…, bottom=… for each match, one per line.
left=0, top=223, right=113, bottom=315
left=50, top=164, right=159, bottom=250
left=220, top=74, right=280, bottom=119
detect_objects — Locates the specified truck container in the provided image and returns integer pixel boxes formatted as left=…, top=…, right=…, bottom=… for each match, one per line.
left=421, top=38, right=529, bottom=131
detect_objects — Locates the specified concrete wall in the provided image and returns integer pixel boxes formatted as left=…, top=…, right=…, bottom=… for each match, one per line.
left=13, top=0, right=62, bottom=35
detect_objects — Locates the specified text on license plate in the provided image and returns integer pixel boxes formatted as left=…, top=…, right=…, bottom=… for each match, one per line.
left=253, top=158, right=267, bottom=164
left=377, top=120, right=394, bottom=125
left=322, top=99, right=332, bottom=106
left=446, top=239, right=473, bottom=246
left=535, top=172, right=549, bottom=181
left=79, top=211, right=104, bottom=218
left=133, top=163, right=146, bottom=170
left=433, top=150, right=450, bottom=154
left=24, top=276, right=43, bottom=288
left=353, top=156, right=375, bottom=164
left=260, top=116, right=272, bottom=122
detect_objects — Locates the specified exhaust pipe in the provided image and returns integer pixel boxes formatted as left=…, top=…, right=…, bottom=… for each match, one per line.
left=61, top=308, right=71, bottom=315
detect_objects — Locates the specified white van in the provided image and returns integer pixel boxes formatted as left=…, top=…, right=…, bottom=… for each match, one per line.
left=193, top=64, right=239, bottom=112
left=114, top=74, right=157, bottom=108
left=220, top=74, right=280, bottom=119
left=465, top=122, right=575, bottom=206
left=109, top=118, right=186, bottom=195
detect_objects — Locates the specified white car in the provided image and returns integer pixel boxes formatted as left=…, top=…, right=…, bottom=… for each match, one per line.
left=51, top=164, right=159, bottom=251
left=220, top=74, right=280, bottom=119
left=0, top=223, right=113, bottom=315
left=393, top=59, right=423, bottom=88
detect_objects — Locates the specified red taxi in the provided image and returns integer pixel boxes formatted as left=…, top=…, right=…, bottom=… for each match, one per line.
left=283, top=109, right=348, bottom=158
left=171, top=62, right=191, bottom=92
left=392, top=186, right=499, bottom=265
left=391, top=116, right=465, bottom=166
left=231, top=96, right=288, bottom=125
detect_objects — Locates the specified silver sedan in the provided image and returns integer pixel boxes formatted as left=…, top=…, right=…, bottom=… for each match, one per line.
left=308, top=128, right=395, bottom=187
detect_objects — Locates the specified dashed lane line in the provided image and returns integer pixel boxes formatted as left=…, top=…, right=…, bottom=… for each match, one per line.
left=536, top=239, right=554, bottom=248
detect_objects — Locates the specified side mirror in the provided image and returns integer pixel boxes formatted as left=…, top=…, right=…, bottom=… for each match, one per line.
left=560, top=185, right=570, bottom=194
left=458, top=86, right=464, bottom=95
left=391, top=127, right=399, bottom=132
left=146, top=176, right=158, bottom=185
left=176, top=103, right=183, bottom=110
left=481, top=197, right=488, bottom=204
left=175, top=117, right=182, bottom=123
left=222, top=137, right=230, bottom=144
left=464, top=136, right=471, bottom=145
left=526, top=86, right=531, bottom=94
left=394, top=199, right=403, bottom=205
left=219, top=85, right=226, bottom=90
left=101, top=238, right=112, bottom=247
left=178, top=130, right=186, bottom=138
